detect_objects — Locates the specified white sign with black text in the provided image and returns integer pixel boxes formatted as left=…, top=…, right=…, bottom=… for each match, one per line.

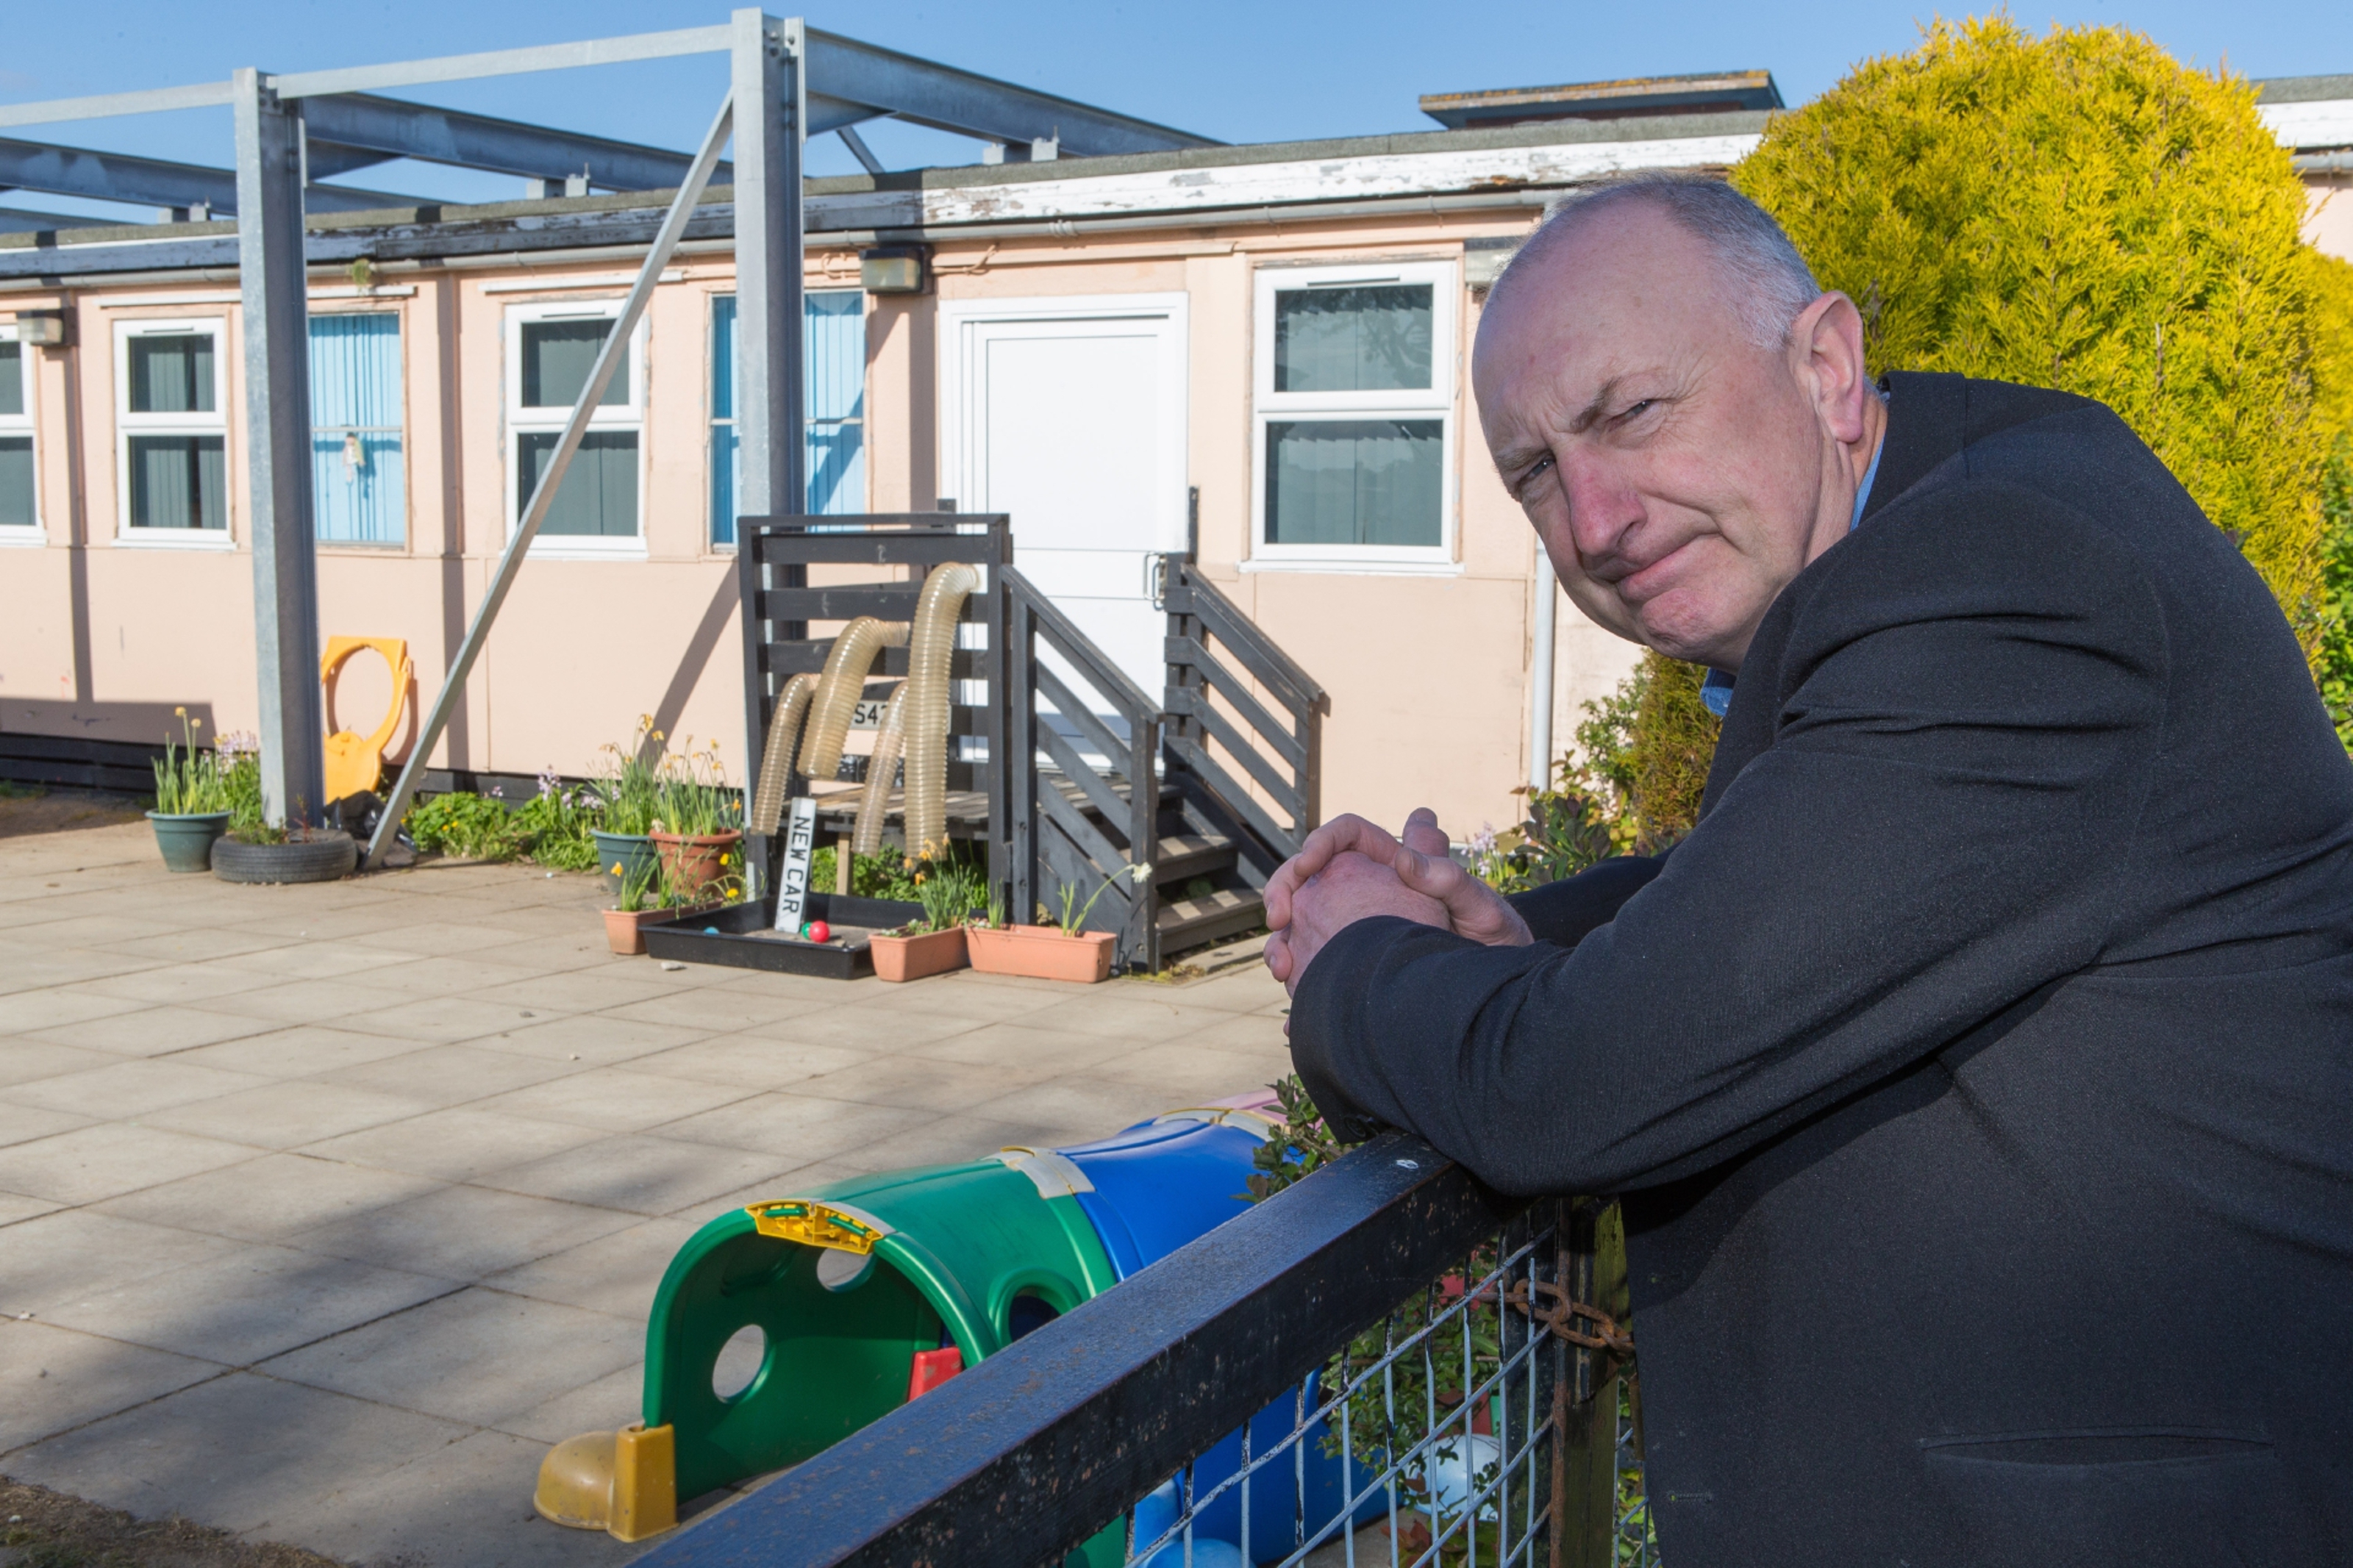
left=773, top=796, right=818, bottom=932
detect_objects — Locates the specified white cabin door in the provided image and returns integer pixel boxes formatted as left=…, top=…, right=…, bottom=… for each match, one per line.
left=946, top=296, right=1188, bottom=731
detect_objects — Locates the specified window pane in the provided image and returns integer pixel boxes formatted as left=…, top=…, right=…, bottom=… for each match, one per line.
left=521, top=319, right=626, bottom=409
left=519, top=429, right=638, bottom=536
left=128, top=434, right=227, bottom=529
left=709, top=421, right=738, bottom=547
left=1265, top=419, right=1443, bottom=547
left=0, top=340, right=22, bottom=418
left=310, top=313, right=401, bottom=426
left=1273, top=285, right=1432, bottom=393
left=0, top=437, right=32, bottom=526
left=128, top=334, right=215, bottom=414
left=710, top=295, right=735, bottom=422
left=311, top=314, right=404, bottom=545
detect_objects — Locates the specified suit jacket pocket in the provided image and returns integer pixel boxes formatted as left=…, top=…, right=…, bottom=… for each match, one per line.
left=1921, top=1428, right=2289, bottom=1568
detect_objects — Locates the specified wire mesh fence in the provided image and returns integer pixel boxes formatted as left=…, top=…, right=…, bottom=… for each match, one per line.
left=1115, top=1199, right=1650, bottom=1568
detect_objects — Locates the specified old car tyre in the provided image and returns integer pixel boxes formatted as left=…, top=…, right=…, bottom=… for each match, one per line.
left=210, top=831, right=360, bottom=884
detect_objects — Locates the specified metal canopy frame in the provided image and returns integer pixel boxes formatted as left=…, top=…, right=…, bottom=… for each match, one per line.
left=0, top=11, right=1212, bottom=840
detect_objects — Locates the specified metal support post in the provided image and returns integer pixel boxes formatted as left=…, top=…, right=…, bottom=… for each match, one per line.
left=363, top=90, right=738, bottom=870
left=730, top=9, right=807, bottom=894
left=233, top=68, right=326, bottom=828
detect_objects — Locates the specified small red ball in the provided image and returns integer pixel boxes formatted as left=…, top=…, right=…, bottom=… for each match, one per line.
left=807, top=920, right=832, bottom=944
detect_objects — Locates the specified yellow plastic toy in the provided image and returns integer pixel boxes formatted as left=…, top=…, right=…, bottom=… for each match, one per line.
left=320, top=636, right=412, bottom=803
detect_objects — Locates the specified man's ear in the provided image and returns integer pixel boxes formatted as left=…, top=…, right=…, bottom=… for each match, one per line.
left=1789, top=290, right=1873, bottom=444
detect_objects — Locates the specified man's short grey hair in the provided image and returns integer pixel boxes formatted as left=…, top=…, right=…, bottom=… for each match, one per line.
left=1489, top=174, right=1822, bottom=351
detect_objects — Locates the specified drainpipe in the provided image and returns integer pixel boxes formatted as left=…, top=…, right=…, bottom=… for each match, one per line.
left=1529, top=549, right=1557, bottom=792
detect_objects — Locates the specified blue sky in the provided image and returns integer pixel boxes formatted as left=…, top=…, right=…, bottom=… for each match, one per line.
left=4, top=1, right=2348, bottom=221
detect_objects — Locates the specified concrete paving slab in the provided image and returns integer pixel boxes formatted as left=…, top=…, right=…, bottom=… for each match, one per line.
left=167, top=1024, right=432, bottom=1078
left=913, top=1020, right=1138, bottom=1073
left=0, top=1123, right=262, bottom=1205
left=654, top=1091, right=940, bottom=1162
left=499, top=1362, right=643, bottom=1445
left=0, top=1191, right=65, bottom=1226
left=0, top=949, right=172, bottom=996
left=305, top=1106, right=605, bottom=1183
left=10, top=1058, right=275, bottom=1119
left=466, top=1013, right=712, bottom=1067
left=107, top=928, right=302, bottom=964
left=185, top=976, right=432, bottom=1029
left=261, top=1287, right=640, bottom=1428
left=340, top=955, right=561, bottom=998
left=313, top=1044, right=583, bottom=1109
left=0, top=1209, right=249, bottom=1314
left=19, top=1004, right=282, bottom=1058
left=788, top=1051, right=1065, bottom=1112
left=832, top=1111, right=1093, bottom=1174
left=93, top=1151, right=446, bottom=1245
left=287, top=1182, right=640, bottom=1282
left=343, top=921, right=553, bottom=958
left=65, top=962, right=289, bottom=1006
left=624, top=1034, right=870, bottom=1090
left=0, top=990, right=151, bottom=1038
left=209, top=939, right=441, bottom=981
left=262, top=1425, right=643, bottom=1568
left=5, top=1372, right=474, bottom=1539
left=477, top=1134, right=793, bottom=1217
left=38, top=1242, right=463, bottom=1364
left=329, top=993, right=571, bottom=1045
left=142, top=1081, right=441, bottom=1149
left=2, top=914, right=190, bottom=951
left=480, top=1215, right=703, bottom=1320
left=964, top=1074, right=1186, bottom=1137
left=472, top=1067, right=757, bottom=1132
left=736, top=1000, right=985, bottom=1053
left=0, top=1102, right=96, bottom=1148
left=463, top=972, right=683, bottom=1014
left=1018, top=991, right=1252, bottom=1045
left=0, top=1317, right=224, bottom=1452
left=600, top=988, right=822, bottom=1033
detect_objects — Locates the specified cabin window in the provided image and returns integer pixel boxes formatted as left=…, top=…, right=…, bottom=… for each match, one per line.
left=709, top=289, right=868, bottom=546
left=116, top=318, right=229, bottom=539
left=0, top=329, right=34, bottom=534
left=504, top=299, right=646, bottom=553
left=310, top=312, right=405, bottom=545
left=1252, top=261, right=1456, bottom=570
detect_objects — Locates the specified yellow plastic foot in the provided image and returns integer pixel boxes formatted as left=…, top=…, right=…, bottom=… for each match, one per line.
left=535, top=1422, right=676, bottom=1542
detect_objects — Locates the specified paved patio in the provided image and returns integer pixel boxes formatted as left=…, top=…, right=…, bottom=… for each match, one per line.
left=0, top=819, right=1292, bottom=1567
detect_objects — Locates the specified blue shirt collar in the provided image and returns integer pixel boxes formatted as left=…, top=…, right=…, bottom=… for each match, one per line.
left=1699, top=420, right=1887, bottom=719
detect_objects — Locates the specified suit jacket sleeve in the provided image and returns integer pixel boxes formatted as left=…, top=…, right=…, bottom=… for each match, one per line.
left=1507, top=853, right=1668, bottom=949
left=1290, top=484, right=2169, bottom=1195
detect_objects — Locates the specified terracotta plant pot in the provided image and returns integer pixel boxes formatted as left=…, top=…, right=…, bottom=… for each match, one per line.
left=871, top=925, right=969, bottom=983
left=602, top=903, right=719, bottom=956
left=649, top=830, right=743, bottom=898
left=964, top=923, right=1116, bottom=984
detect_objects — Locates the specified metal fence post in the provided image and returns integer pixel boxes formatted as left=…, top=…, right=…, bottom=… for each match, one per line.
left=730, top=8, right=806, bottom=822
left=232, top=68, right=325, bottom=828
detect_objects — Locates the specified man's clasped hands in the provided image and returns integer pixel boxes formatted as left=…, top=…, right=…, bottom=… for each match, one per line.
left=1263, top=807, right=1534, bottom=995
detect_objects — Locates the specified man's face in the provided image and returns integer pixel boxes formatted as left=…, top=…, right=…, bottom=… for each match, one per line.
left=1473, top=205, right=1845, bottom=670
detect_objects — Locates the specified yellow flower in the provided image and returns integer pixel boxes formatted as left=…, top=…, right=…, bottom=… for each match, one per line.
left=174, top=706, right=187, bottom=717
left=610, top=862, right=624, bottom=875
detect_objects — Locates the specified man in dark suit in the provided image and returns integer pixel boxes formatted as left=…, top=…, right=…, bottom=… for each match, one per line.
left=1265, top=176, right=2353, bottom=1564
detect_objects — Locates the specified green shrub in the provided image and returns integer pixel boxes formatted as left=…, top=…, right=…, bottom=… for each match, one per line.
left=405, top=790, right=526, bottom=861
left=1735, top=17, right=2332, bottom=650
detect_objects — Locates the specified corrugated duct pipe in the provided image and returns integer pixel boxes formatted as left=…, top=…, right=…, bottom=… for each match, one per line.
left=902, top=563, right=980, bottom=855
left=797, top=617, right=910, bottom=781
left=749, top=673, right=821, bottom=834
left=850, top=681, right=910, bottom=856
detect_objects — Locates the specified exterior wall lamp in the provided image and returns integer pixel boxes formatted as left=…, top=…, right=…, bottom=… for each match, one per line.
left=13, top=309, right=71, bottom=348
left=859, top=245, right=930, bottom=295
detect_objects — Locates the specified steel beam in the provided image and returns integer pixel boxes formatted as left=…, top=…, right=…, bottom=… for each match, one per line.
left=365, top=88, right=737, bottom=870
left=275, top=26, right=734, bottom=100
left=0, top=137, right=415, bottom=215
left=730, top=7, right=807, bottom=874
left=0, top=206, right=111, bottom=233
left=0, top=82, right=236, bottom=132
left=299, top=93, right=735, bottom=192
left=233, top=68, right=326, bottom=828
left=803, top=29, right=1218, bottom=154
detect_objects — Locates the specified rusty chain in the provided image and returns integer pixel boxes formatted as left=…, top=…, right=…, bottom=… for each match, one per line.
left=1504, top=1277, right=1635, bottom=1356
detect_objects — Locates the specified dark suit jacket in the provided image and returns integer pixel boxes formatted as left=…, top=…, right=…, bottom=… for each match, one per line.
left=1290, top=373, right=2353, bottom=1566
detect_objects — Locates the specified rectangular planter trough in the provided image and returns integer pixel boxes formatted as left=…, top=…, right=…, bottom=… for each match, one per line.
left=640, top=892, right=924, bottom=979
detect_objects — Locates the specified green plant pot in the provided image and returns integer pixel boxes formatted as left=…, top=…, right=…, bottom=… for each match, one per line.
left=593, top=829, right=660, bottom=900
left=147, top=809, right=232, bottom=873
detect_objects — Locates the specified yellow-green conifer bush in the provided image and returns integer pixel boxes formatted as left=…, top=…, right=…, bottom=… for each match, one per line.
left=1592, top=20, right=2343, bottom=837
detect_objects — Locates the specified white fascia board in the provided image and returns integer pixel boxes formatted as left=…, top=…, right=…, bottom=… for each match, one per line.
left=2262, top=99, right=2353, bottom=151
left=804, top=132, right=1762, bottom=231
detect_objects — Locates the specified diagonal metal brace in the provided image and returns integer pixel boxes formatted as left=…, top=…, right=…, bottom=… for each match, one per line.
left=363, top=87, right=738, bottom=870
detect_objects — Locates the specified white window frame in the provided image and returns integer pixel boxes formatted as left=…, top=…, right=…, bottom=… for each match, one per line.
left=114, top=315, right=232, bottom=548
left=502, top=298, right=648, bottom=559
left=1247, top=259, right=1459, bottom=574
left=0, top=323, right=38, bottom=544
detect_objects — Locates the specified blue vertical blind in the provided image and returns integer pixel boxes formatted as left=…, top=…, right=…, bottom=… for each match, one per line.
left=710, top=290, right=866, bottom=545
left=310, top=313, right=404, bottom=543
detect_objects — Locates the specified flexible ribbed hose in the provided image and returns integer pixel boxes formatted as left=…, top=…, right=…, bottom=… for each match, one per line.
left=902, top=563, right=979, bottom=855
left=798, top=617, right=910, bottom=781
left=749, top=673, right=820, bottom=834
left=850, top=681, right=909, bottom=856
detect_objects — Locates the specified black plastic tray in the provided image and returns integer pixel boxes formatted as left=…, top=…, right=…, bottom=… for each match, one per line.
left=640, top=892, right=924, bottom=978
